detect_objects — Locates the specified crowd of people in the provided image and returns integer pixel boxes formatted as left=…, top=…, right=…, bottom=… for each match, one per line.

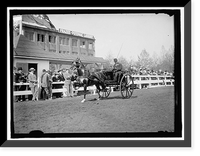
left=13, top=67, right=29, bottom=102
left=129, top=66, right=174, bottom=76
left=13, top=66, right=77, bottom=102
left=13, top=58, right=174, bottom=102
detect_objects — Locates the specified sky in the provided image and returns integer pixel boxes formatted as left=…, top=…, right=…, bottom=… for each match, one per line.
left=48, top=14, right=174, bottom=61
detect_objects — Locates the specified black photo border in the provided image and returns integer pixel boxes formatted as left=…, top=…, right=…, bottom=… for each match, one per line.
left=2, top=1, right=191, bottom=147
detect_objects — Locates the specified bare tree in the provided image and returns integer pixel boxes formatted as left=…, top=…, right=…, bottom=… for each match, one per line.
left=104, top=53, right=114, bottom=70
left=137, top=49, right=153, bottom=69
left=118, top=55, right=129, bottom=70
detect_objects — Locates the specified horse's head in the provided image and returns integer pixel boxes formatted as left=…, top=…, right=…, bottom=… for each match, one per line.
left=70, top=58, right=89, bottom=77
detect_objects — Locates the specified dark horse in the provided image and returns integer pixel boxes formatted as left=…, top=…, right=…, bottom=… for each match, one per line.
left=70, top=58, right=107, bottom=103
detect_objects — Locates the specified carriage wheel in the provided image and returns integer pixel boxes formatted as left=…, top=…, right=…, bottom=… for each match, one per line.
left=98, top=86, right=111, bottom=99
left=120, top=73, right=134, bottom=98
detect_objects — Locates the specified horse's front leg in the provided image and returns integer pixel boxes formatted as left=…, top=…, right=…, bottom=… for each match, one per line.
left=81, top=84, right=87, bottom=103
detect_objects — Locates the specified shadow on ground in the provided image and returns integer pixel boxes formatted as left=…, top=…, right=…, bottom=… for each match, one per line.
left=88, top=95, right=138, bottom=101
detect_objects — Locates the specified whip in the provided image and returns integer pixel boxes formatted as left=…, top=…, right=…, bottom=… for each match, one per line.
left=116, top=43, right=123, bottom=59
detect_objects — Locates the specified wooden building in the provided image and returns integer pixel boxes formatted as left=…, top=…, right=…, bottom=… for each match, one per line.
left=13, top=14, right=106, bottom=80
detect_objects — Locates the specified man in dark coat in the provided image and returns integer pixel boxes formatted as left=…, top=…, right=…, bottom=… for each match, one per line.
left=112, top=58, right=123, bottom=83
left=40, top=69, right=50, bottom=100
left=16, top=67, right=27, bottom=101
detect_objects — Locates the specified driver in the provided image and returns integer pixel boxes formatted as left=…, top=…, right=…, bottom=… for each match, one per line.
left=112, top=58, right=123, bottom=82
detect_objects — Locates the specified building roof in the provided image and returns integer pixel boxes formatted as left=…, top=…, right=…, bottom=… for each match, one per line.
left=14, top=35, right=106, bottom=64
left=21, top=14, right=95, bottom=40
left=22, top=14, right=56, bottom=30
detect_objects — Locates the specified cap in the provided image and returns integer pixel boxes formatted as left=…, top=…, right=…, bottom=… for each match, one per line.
left=18, top=67, right=23, bottom=71
left=29, top=68, right=35, bottom=72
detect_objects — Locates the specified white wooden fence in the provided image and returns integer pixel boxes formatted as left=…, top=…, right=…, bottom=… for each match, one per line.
left=132, top=75, right=174, bottom=89
left=13, top=82, right=97, bottom=97
left=13, top=75, right=174, bottom=97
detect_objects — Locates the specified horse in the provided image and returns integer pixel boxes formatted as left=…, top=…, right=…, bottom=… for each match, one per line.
left=70, top=58, right=107, bottom=103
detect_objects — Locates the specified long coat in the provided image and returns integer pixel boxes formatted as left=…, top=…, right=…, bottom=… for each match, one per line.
left=40, top=73, right=49, bottom=88
left=28, top=72, right=37, bottom=88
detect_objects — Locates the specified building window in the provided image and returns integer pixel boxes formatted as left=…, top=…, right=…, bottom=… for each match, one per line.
left=59, top=37, right=69, bottom=45
left=72, top=51, right=78, bottom=55
left=89, top=42, right=94, bottom=49
left=49, top=35, right=56, bottom=44
left=88, top=53, right=93, bottom=56
left=37, top=34, right=45, bottom=42
left=59, top=37, right=64, bottom=45
left=81, top=52, right=86, bottom=55
left=80, top=40, right=86, bottom=48
left=50, top=49, right=56, bottom=52
left=72, top=39, right=77, bottom=47
left=24, top=31, right=33, bottom=41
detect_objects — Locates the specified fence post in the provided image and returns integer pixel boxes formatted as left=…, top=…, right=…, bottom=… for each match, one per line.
left=110, top=87, right=113, bottom=93
left=164, top=76, right=166, bottom=86
left=148, top=76, right=151, bottom=88
left=138, top=76, right=142, bottom=89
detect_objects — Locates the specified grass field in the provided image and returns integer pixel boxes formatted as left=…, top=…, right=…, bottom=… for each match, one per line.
left=14, top=86, right=174, bottom=133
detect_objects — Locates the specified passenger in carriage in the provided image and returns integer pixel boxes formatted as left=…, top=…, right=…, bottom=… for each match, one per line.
left=112, top=58, right=123, bottom=83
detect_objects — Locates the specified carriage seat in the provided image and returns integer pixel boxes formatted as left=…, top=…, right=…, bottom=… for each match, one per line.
left=102, top=70, right=114, bottom=80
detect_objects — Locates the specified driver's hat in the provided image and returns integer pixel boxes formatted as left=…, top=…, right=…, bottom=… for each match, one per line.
left=114, top=58, right=118, bottom=61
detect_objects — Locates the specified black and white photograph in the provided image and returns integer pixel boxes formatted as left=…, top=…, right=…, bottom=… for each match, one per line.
left=3, top=4, right=191, bottom=148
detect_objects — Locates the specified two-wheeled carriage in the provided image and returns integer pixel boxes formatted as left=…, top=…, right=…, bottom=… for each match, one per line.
left=70, top=58, right=135, bottom=102
left=97, top=70, right=135, bottom=99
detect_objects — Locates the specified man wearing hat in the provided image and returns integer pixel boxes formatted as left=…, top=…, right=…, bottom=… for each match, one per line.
left=112, top=58, right=123, bottom=83
left=63, top=68, right=73, bottom=97
left=16, top=67, right=27, bottom=101
left=40, top=69, right=50, bottom=100
left=28, top=68, right=38, bottom=101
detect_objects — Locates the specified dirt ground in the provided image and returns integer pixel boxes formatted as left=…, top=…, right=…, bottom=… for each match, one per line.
left=13, top=86, right=174, bottom=133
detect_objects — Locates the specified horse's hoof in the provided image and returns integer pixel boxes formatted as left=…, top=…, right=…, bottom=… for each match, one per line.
left=81, top=99, right=86, bottom=103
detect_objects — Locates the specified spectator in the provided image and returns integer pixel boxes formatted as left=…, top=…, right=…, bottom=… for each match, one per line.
left=57, top=69, right=65, bottom=82
left=52, top=71, right=59, bottom=82
left=16, top=67, right=27, bottom=102
left=63, top=68, right=73, bottom=97
left=40, top=69, right=49, bottom=100
left=51, top=70, right=62, bottom=98
left=47, top=70, right=53, bottom=100
left=28, top=68, right=38, bottom=101
left=13, top=67, right=18, bottom=102
left=13, top=66, right=17, bottom=83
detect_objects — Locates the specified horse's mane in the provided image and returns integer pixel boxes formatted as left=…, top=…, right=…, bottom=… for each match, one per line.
left=71, top=58, right=105, bottom=80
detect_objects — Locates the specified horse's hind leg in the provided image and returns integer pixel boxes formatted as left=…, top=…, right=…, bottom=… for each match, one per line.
left=94, top=83, right=102, bottom=100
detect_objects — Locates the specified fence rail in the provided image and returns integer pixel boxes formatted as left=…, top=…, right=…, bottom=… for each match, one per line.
left=132, top=75, right=174, bottom=89
left=13, top=75, right=174, bottom=97
left=13, top=82, right=97, bottom=96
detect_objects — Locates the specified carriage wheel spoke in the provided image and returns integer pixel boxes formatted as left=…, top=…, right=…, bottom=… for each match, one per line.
left=127, top=88, right=132, bottom=97
left=120, top=73, right=134, bottom=98
left=98, top=87, right=111, bottom=99
left=126, top=88, right=129, bottom=97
